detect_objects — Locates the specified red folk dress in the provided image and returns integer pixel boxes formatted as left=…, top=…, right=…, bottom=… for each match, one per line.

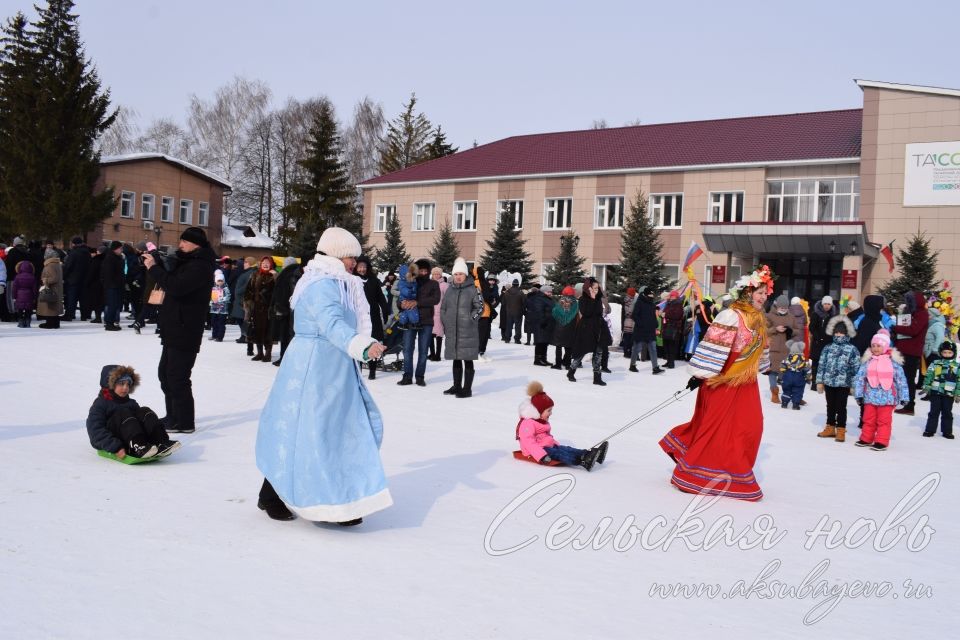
left=659, top=301, right=770, bottom=501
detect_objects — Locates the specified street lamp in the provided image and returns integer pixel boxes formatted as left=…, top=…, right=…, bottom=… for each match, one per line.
left=153, top=225, right=163, bottom=249
left=828, top=240, right=838, bottom=253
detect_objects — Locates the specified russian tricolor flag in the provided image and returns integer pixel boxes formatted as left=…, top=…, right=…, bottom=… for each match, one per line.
left=682, top=241, right=704, bottom=271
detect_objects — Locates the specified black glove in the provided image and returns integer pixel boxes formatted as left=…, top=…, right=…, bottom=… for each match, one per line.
left=686, top=377, right=704, bottom=391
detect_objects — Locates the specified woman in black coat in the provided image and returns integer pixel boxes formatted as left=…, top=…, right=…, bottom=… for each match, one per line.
left=356, top=256, right=389, bottom=379
left=631, top=286, right=665, bottom=374
left=568, top=279, right=612, bottom=386
left=525, top=285, right=555, bottom=366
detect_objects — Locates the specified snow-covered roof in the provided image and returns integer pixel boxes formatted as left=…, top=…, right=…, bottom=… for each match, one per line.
left=221, top=224, right=275, bottom=249
left=100, top=152, right=232, bottom=189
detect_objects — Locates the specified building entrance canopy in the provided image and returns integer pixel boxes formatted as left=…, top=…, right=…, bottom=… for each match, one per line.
left=700, top=222, right=879, bottom=258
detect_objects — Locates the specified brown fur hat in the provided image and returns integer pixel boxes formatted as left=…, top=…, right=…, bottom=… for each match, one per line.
left=107, top=365, right=141, bottom=392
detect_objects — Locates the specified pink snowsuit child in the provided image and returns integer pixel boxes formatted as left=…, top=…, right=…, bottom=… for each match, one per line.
left=852, top=329, right=910, bottom=451
left=515, top=381, right=606, bottom=471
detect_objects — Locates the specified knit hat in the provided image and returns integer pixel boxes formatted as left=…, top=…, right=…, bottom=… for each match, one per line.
left=774, top=294, right=789, bottom=308
left=12, top=236, right=24, bottom=246
left=135, top=241, right=148, bottom=252
left=180, top=226, right=209, bottom=248
left=822, top=295, right=834, bottom=305
left=542, top=285, right=553, bottom=294
left=315, top=227, right=361, bottom=258
left=109, top=240, right=122, bottom=251
left=871, top=329, right=892, bottom=350
left=939, top=340, right=956, bottom=355
left=71, top=236, right=83, bottom=246
left=415, top=258, right=432, bottom=270
left=44, top=248, right=57, bottom=260
left=527, top=381, right=554, bottom=416
left=561, top=286, right=575, bottom=296
left=452, top=257, right=468, bottom=275
left=668, top=290, right=680, bottom=300
left=791, top=296, right=801, bottom=305
left=627, top=287, right=637, bottom=297
left=512, top=278, right=519, bottom=286
left=214, top=269, right=225, bottom=282
left=789, top=341, right=805, bottom=355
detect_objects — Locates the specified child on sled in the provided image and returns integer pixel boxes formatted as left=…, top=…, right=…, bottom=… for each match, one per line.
left=86, top=364, right=180, bottom=460
left=515, top=381, right=607, bottom=471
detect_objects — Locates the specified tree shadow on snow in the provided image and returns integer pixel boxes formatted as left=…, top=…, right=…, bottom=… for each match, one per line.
left=0, top=419, right=88, bottom=442
left=347, top=449, right=503, bottom=532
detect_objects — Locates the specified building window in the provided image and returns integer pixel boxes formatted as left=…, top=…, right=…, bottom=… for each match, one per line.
left=650, top=193, right=683, bottom=228
left=454, top=201, right=477, bottom=231
left=497, top=199, right=524, bottom=229
left=179, top=199, right=193, bottom=225
left=661, top=264, right=680, bottom=284
left=413, top=203, right=436, bottom=231
left=140, top=194, right=155, bottom=220
left=119, top=191, right=135, bottom=218
left=374, top=204, right=394, bottom=232
left=592, top=264, right=616, bottom=289
left=595, top=196, right=624, bottom=229
left=160, top=196, right=174, bottom=223
left=198, top=202, right=209, bottom=227
left=709, top=192, right=744, bottom=222
left=766, top=178, right=860, bottom=222
left=545, top=198, right=572, bottom=230
left=540, top=262, right=554, bottom=285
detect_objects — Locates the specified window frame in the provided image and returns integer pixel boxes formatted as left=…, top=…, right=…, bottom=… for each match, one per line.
left=496, top=199, right=524, bottom=230
left=649, top=193, right=684, bottom=229
left=540, top=262, right=555, bottom=285
left=160, top=196, right=174, bottom=223
left=661, top=263, right=680, bottom=284
left=140, top=193, right=155, bottom=220
left=765, top=177, right=860, bottom=222
left=179, top=198, right=193, bottom=225
left=412, top=202, right=436, bottom=232
left=594, top=195, right=625, bottom=229
left=453, top=200, right=477, bottom=232
left=119, top=191, right=135, bottom=218
left=708, top=191, right=745, bottom=223
left=198, top=201, right=209, bottom=227
left=591, top=263, right=616, bottom=289
left=373, top=204, right=395, bottom=233
left=544, top=197, right=573, bottom=230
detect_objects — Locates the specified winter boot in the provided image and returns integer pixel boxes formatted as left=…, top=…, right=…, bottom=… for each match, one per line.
left=252, top=345, right=265, bottom=361
left=817, top=424, right=836, bottom=438
left=770, top=388, right=780, bottom=404
left=368, top=360, right=377, bottom=380
left=246, top=342, right=254, bottom=356
left=593, top=372, right=606, bottom=386
left=629, top=365, right=639, bottom=373
left=258, top=500, right=295, bottom=521
left=456, top=369, right=475, bottom=398
left=128, top=440, right=158, bottom=460
left=595, top=441, right=609, bottom=465
left=263, top=345, right=273, bottom=364
left=337, top=518, right=363, bottom=526
left=566, top=368, right=577, bottom=382
left=579, top=448, right=599, bottom=472
left=600, top=350, right=611, bottom=373
left=652, top=367, right=664, bottom=375
left=894, top=403, right=915, bottom=416
left=835, top=427, right=846, bottom=443
left=397, top=376, right=413, bottom=386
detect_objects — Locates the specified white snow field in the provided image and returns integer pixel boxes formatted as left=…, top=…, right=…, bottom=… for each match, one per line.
left=1, top=320, right=958, bottom=639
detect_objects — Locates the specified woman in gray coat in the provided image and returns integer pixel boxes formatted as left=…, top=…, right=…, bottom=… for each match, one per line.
left=440, top=258, right=483, bottom=398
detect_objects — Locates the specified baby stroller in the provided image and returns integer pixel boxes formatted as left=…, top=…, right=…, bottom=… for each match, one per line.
left=363, top=311, right=405, bottom=373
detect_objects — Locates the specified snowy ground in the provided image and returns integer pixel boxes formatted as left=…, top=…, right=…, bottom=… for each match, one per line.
left=1, top=319, right=958, bottom=639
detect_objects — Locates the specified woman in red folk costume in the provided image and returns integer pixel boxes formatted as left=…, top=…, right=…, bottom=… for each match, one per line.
left=659, top=265, right=774, bottom=501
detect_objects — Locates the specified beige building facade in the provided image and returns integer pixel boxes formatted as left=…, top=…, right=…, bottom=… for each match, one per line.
left=362, top=80, right=960, bottom=303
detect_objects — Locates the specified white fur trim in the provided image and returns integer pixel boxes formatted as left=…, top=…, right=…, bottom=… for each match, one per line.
left=348, top=334, right=374, bottom=361
left=291, top=254, right=372, bottom=340
left=518, top=399, right=541, bottom=419
left=860, top=347, right=904, bottom=364
left=287, top=488, right=393, bottom=522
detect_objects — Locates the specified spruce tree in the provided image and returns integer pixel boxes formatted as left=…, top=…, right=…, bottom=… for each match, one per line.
left=378, top=93, right=432, bottom=174
left=280, top=99, right=357, bottom=252
left=479, top=203, right=535, bottom=284
left=544, top=232, right=587, bottom=290
left=877, top=233, right=940, bottom=303
left=373, top=210, right=410, bottom=273
left=425, top=125, right=458, bottom=160
left=0, top=1, right=117, bottom=240
left=607, top=190, right=674, bottom=297
left=428, top=218, right=460, bottom=272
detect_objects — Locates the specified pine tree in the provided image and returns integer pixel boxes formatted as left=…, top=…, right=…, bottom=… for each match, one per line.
left=877, top=233, right=940, bottom=303
left=378, top=92, right=432, bottom=174
left=0, top=1, right=117, bottom=240
left=544, top=232, right=587, bottom=290
left=607, top=190, right=674, bottom=298
left=480, top=203, right=535, bottom=284
left=425, top=125, right=457, bottom=160
left=373, top=210, right=411, bottom=273
left=428, top=218, right=460, bottom=272
left=280, top=99, right=357, bottom=252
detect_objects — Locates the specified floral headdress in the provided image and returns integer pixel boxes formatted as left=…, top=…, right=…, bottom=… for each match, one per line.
left=730, top=264, right=775, bottom=299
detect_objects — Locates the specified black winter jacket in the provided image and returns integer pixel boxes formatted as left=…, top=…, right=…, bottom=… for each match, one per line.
left=149, top=246, right=217, bottom=352
left=86, top=364, right=141, bottom=453
left=632, top=295, right=660, bottom=342
left=524, top=289, right=555, bottom=344
left=63, top=245, right=91, bottom=287
left=100, top=251, right=126, bottom=289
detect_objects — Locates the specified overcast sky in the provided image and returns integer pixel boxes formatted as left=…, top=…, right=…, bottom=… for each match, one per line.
left=3, top=0, right=959, bottom=150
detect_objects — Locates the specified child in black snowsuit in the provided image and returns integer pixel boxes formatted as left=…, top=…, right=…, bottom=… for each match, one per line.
left=86, top=364, right=180, bottom=460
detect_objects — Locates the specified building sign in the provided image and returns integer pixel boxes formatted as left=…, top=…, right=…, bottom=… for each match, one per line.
left=711, top=265, right=726, bottom=284
left=904, top=141, right=960, bottom=206
left=842, top=269, right=858, bottom=289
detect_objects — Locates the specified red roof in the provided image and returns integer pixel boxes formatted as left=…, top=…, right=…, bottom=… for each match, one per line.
left=361, top=109, right=862, bottom=187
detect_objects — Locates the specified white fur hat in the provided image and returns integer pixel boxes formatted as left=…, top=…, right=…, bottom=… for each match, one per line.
left=316, top=227, right=361, bottom=258
left=214, top=269, right=225, bottom=281
left=452, top=257, right=468, bottom=275
left=791, top=296, right=801, bottom=305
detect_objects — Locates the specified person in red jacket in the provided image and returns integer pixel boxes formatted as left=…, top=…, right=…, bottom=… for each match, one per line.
left=893, top=291, right=929, bottom=416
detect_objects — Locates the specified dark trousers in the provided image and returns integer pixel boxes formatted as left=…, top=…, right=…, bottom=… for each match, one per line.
left=211, top=314, right=227, bottom=340
left=780, top=372, right=806, bottom=408
left=135, top=302, right=158, bottom=326
left=534, top=342, right=549, bottom=362
left=17, top=308, right=31, bottom=327
left=544, top=444, right=588, bottom=466
left=824, top=385, right=850, bottom=427
left=478, top=317, right=492, bottom=354
left=104, top=287, right=121, bottom=325
left=554, top=345, right=570, bottom=368
left=277, top=313, right=294, bottom=358
left=662, top=339, right=677, bottom=366
left=64, top=283, right=82, bottom=319
left=501, top=315, right=521, bottom=341
left=571, top=348, right=602, bottom=373
left=158, top=346, right=199, bottom=430
left=402, top=324, right=432, bottom=379
left=903, top=354, right=920, bottom=406
left=925, top=392, right=954, bottom=436
left=107, top=405, right=170, bottom=446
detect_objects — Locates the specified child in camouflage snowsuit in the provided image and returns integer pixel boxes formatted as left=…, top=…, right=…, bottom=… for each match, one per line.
left=921, top=340, right=959, bottom=439
left=779, top=341, right=811, bottom=409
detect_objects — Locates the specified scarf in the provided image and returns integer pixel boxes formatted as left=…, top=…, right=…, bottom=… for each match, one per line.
left=866, top=351, right=894, bottom=390
left=707, top=299, right=768, bottom=388
left=290, top=254, right=372, bottom=339
left=552, top=298, right=579, bottom=326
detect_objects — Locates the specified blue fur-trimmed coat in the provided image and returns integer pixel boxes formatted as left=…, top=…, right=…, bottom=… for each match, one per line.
left=815, top=316, right=861, bottom=388
left=853, top=349, right=909, bottom=406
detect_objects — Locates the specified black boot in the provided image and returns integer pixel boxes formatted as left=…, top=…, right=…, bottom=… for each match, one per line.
left=337, top=518, right=363, bottom=526
left=580, top=448, right=599, bottom=472
left=601, top=350, right=611, bottom=373
left=368, top=360, right=377, bottom=380
left=258, top=479, right=295, bottom=521
left=456, top=368, right=474, bottom=398
left=252, top=345, right=265, bottom=361
left=593, top=372, right=607, bottom=386
left=595, top=441, right=609, bottom=464
left=246, top=342, right=254, bottom=356
left=567, top=368, right=576, bottom=382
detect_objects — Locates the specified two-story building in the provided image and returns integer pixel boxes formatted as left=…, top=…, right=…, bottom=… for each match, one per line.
left=361, top=79, right=960, bottom=302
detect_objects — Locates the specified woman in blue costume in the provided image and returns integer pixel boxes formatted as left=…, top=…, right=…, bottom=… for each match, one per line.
left=255, top=227, right=390, bottom=525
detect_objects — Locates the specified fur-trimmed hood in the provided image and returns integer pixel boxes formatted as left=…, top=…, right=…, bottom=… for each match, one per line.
left=518, top=399, right=541, bottom=420
left=99, top=364, right=141, bottom=392
left=860, top=348, right=904, bottom=365
left=825, top=314, right=856, bottom=338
